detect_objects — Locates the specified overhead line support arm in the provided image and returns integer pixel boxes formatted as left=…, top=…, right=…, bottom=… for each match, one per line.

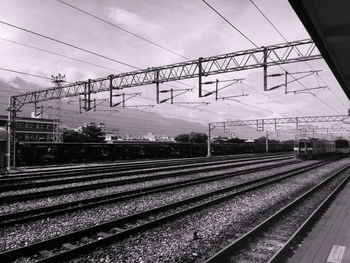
left=11, top=39, right=322, bottom=109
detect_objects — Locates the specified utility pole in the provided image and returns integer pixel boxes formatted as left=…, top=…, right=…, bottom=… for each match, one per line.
left=266, top=131, right=270, bottom=153
left=51, top=74, right=65, bottom=143
left=207, top=123, right=212, bottom=158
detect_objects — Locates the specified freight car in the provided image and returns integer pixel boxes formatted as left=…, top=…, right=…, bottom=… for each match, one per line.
left=294, top=137, right=335, bottom=159
left=15, top=141, right=293, bottom=166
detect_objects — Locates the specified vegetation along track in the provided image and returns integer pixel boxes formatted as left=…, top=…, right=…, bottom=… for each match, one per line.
left=204, top=163, right=350, bottom=263
left=0, top=160, right=332, bottom=262
left=0, top=155, right=292, bottom=203
left=0, top=160, right=300, bottom=227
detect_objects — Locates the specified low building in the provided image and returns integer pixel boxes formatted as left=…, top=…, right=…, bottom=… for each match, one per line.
left=0, top=115, right=60, bottom=142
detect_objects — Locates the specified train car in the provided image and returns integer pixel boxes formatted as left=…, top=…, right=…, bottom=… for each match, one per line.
left=15, top=140, right=293, bottom=166
left=0, top=127, right=8, bottom=174
left=294, top=137, right=335, bottom=159
left=335, top=139, right=349, bottom=154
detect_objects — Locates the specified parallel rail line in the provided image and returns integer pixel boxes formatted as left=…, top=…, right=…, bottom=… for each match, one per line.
left=4, top=153, right=288, bottom=180
left=0, top=160, right=331, bottom=263
left=0, top=156, right=292, bottom=203
left=0, top=160, right=300, bottom=227
left=204, top=164, right=350, bottom=263
left=0, top=153, right=292, bottom=185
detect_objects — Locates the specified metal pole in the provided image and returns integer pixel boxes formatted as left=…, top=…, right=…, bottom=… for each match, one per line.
left=207, top=123, right=212, bottom=158
left=266, top=131, right=269, bottom=153
left=198, top=57, right=203, bottom=97
left=171, top=89, right=173, bottom=104
left=156, top=70, right=160, bottom=104
left=215, top=79, right=218, bottom=101
left=263, top=48, right=267, bottom=91
left=87, top=79, right=91, bottom=111
left=109, top=75, right=113, bottom=107
left=284, top=71, right=288, bottom=94
left=6, top=98, right=11, bottom=172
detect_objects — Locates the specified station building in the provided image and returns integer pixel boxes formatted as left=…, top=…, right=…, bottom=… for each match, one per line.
left=0, top=115, right=60, bottom=142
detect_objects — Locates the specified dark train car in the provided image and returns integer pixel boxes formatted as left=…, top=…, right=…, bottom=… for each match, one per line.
left=16, top=140, right=293, bottom=166
left=294, top=137, right=335, bottom=159
left=173, top=143, right=207, bottom=157
left=0, top=127, right=8, bottom=173
left=335, top=139, right=349, bottom=154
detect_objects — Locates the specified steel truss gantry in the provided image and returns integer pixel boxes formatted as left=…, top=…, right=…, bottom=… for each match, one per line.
left=210, top=115, right=350, bottom=131
left=10, top=39, right=321, bottom=111
left=207, top=114, right=350, bottom=157
left=6, top=39, right=322, bottom=170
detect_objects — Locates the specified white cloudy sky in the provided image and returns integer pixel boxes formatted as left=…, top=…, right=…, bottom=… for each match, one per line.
left=0, top=0, right=349, bottom=134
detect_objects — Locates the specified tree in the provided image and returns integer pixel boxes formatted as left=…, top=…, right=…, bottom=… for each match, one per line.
left=189, top=132, right=207, bottom=143
left=175, top=133, right=190, bottom=143
left=82, top=126, right=105, bottom=142
left=63, top=130, right=84, bottom=142
left=226, top=137, right=245, bottom=143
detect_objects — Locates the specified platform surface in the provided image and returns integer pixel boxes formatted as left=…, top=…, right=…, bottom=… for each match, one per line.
left=287, top=176, right=350, bottom=263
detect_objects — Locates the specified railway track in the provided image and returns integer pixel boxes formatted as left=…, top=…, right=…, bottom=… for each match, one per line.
left=0, top=160, right=300, bottom=227
left=0, top=160, right=332, bottom=262
left=0, top=155, right=293, bottom=203
left=204, top=163, right=350, bottom=263
left=4, top=152, right=289, bottom=180
left=0, top=153, right=292, bottom=186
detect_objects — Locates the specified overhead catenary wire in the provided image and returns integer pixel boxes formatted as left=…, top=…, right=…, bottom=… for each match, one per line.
left=0, top=67, right=52, bottom=80
left=57, top=0, right=190, bottom=61
left=202, top=0, right=342, bottom=115
left=0, top=20, right=139, bottom=70
left=54, top=1, right=276, bottom=115
left=248, top=0, right=348, bottom=109
left=0, top=15, right=281, bottom=117
left=0, top=37, right=121, bottom=73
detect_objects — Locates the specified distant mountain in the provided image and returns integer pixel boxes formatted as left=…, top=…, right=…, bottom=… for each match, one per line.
left=0, top=77, right=294, bottom=140
left=0, top=77, right=207, bottom=137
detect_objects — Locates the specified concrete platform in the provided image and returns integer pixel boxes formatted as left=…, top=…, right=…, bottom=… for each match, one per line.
left=287, top=177, right=350, bottom=263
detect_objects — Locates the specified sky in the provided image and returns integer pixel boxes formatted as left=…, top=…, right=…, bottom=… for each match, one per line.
left=0, top=0, right=349, bottom=138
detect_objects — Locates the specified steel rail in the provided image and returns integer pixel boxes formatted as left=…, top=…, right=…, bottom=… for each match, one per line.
left=0, top=154, right=292, bottom=187
left=204, top=164, right=350, bottom=263
left=0, top=160, right=300, bottom=227
left=0, top=160, right=332, bottom=262
left=2, top=153, right=250, bottom=179
left=0, top=156, right=292, bottom=203
left=267, top=168, right=350, bottom=262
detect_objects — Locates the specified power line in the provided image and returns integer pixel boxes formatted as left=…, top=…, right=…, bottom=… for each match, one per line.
left=202, top=0, right=256, bottom=47
left=57, top=0, right=190, bottom=61
left=0, top=20, right=139, bottom=70
left=0, top=67, right=52, bottom=80
left=202, top=0, right=342, bottom=115
left=249, top=0, right=348, bottom=109
left=0, top=20, right=277, bottom=117
left=0, top=37, right=120, bottom=73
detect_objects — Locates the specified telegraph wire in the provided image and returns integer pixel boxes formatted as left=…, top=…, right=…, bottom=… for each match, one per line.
left=57, top=0, right=190, bottom=61
left=0, top=20, right=139, bottom=70
left=202, top=0, right=342, bottom=115
left=0, top=67, right=52, bottom=80
left=202, top=0, right=256, bottom=47
left=249, top=0, right=348, bottom=109
left=0, top=37, right=121, bottom=73
left=0, top=19, right=280, bottom=116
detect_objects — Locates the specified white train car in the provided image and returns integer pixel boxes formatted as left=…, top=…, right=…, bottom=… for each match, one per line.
left=294, top=137, right=335, bottom=159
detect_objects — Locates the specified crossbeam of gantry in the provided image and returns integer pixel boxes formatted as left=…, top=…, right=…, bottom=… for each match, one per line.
left=210, top=114, right=350, bottom=131
left=11, top=39, right=321, bottom=109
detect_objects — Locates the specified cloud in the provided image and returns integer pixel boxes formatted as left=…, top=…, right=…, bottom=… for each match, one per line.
left=105, top=7, right=162, bottom=35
